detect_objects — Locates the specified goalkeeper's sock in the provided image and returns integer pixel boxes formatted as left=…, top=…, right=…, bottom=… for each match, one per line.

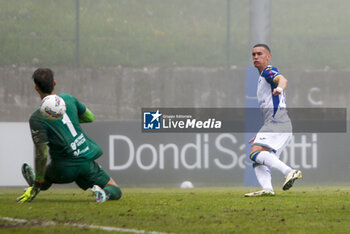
left=104, top=185, right=122, bottom=200
left=254, top=165, right=273, bottom=192
left=255, top=151, right=292, bottom=176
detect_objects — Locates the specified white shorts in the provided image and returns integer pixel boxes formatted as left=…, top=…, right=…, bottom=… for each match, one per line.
left=253, top=132, right=292, bottom=157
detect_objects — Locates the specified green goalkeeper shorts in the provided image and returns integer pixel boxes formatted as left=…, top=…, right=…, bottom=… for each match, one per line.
left=42, top=160, right=110, bottom=190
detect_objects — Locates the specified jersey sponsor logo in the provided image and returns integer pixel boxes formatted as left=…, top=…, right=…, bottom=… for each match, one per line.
left=31, top=129, right=41, bottom=143
left=73, top=146, right=90, bottom=157
left=70, top=133, right=88, bottom=156
left=271, top=70, right=278, bottom=76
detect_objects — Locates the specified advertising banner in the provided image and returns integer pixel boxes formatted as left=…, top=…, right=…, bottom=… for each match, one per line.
left=84, top=122, right=349, bottom=187
left=1, top=122, right=349, bottom=187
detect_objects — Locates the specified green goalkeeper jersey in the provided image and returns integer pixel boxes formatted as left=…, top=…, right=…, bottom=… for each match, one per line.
left=29, top=93, right=103, bottom=163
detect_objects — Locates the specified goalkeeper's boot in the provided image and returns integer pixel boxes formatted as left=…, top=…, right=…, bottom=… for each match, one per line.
left=22, top=163, right=35, bottom=186
left=282, top=170, right=302, bottom=191
left=244, top=190, right=275, bottom=197
left=92, top=185, right=107, bottom=203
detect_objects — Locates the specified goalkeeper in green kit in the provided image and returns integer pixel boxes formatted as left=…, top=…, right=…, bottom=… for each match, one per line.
left=17, top=68, right=122, bottom=203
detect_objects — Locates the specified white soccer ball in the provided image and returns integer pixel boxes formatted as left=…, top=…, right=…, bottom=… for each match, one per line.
left=180, top=181, right=194, bottom=189
left=40, top=95, right=66, bottom=120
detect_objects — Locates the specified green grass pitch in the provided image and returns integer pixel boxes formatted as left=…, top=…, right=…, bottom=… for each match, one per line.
left=1, top=187, right=349, bottom=233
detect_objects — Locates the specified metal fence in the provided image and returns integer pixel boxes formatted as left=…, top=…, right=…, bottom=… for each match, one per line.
left=3, top=0, right=349, bottom=69
left=0, top=0, right=250, bottom=68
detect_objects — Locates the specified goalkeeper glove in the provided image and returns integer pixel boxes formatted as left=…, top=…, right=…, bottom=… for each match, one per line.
left=16, top=181, right=41, bottom=203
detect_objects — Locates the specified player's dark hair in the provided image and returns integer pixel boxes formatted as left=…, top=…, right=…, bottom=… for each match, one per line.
left=253, top=44, right=271, bottom=53
left=32, top=68, right=54, bottom=94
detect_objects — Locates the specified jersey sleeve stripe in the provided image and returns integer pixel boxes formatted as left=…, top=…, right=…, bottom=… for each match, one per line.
left=273, top=74, right=282, bottom=84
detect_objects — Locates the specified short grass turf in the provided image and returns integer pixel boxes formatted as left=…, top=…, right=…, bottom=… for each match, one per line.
left=0, top=187, right=349, bottom=233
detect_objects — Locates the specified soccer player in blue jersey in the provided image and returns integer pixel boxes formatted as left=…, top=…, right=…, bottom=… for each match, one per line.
left=245, top=44, right=302, bottom=197
left=17, top=68, right=122, bottom=203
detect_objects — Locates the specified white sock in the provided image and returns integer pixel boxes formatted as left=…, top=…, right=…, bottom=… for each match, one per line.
left=254, top=165, right=273, bottom=192
left=255, top=151, right=292, bottom=176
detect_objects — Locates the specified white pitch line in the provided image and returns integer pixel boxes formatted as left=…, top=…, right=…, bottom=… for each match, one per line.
left=0, top=217, right=169, bottom=234
left=1, top=217, right=27, bottom=223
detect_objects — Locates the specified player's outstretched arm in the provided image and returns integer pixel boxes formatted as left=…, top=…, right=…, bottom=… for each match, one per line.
left=79, top=108, right=95, bottom=123
left=272, top=75, right=288, bottom=95
left=17, top=143, right=49, bottom=203
left=35, top=143, right=48, bottom=183
left=248, top=135, right=256, bottom=144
